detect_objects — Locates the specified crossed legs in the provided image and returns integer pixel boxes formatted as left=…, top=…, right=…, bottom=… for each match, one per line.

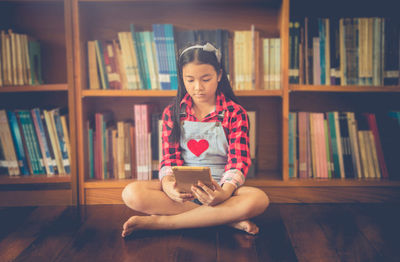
left=121, top=180, right=269, bottom=237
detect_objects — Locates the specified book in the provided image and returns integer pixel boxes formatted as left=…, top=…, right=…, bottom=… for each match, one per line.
left=247, top=111, right=257, bottom=178
left=43, top=109, right=64, bottom=174
left=0, top=110, right=19, bottom=175
left=87, top=41, right=100, bottom=90
left=52, top=109, right=71, bottom=174
left=31, top=108, right=55, bottom=175
left=163, top=24, right=178, bottom=90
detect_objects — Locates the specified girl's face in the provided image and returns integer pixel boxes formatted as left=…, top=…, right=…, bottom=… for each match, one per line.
left=182, top=62, right=222, bottom=106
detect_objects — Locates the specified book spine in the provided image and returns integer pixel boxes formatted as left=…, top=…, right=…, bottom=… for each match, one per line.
left=24, top=111, right=45, bottom=174
left=53, top=109, right=70, bottom=174
left=31, top=108, right=53, bottom=175
left=164, top=24, right=178, bottom=90
left=17, top=111, right=38, bottom=174
left=0, top=110, right=20, bottom=175
left=6, top=110, right=29, bottom=175
left=44, top=110, right=64, bottom=174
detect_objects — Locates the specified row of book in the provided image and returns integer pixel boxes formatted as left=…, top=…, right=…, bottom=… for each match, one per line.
left=0, top=108, right=71, bottom=176
left=88, top=24, right=281, bottom=92
left=87, top=106, right=259, bottom=181
left=289, top=17, right=400, bottom=86
left=87, top=105, right=162, bottom=180
left=289, top=111, right=400, bottom=179
left=0, top=30, right=43, bottom=87
left=262, top=38, right=281, bottom=90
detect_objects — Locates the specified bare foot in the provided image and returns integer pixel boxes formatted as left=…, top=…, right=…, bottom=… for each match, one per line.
left=229, top=220, right=259, bottom=235
left=122, top=215, right=154, bottom=237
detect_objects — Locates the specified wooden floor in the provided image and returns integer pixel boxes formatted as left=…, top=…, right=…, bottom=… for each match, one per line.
left=0, top=203, right=399, bottom=262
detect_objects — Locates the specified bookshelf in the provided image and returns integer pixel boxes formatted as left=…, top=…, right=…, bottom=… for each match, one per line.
left=0, top=0, right=77, bottom=206
left=68, top=0, right=400, bottom=204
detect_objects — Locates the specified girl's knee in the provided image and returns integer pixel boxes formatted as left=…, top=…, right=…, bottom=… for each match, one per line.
left=249, top=188, right=270, bottom=215
left=122, top=182, right=143, bottom=210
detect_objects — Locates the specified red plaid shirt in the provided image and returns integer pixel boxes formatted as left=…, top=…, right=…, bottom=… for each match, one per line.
left=159, top=91, right=251, bottom=188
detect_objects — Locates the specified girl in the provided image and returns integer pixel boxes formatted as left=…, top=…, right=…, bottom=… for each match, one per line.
left=121, top=42, right=269, bottom=237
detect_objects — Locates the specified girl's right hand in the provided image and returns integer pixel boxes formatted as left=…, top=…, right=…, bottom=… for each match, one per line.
left=161, top=175, right=193, bottom=203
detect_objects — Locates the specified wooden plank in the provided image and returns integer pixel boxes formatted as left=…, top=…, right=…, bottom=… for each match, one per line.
left=0, top=175, right=70, bottom=184
left=0, top=84, right=68, bottom=92
left=291, top=84, right=400, bottom=92
left=0, top=206, right=67, bottom=262
left=252, top=205, right=298, bottom=261
left=65, top=0, right=78, bottom=206
left=120, top=227, right=185, bottom=262
left=216, top=226, right=258, bottom=262
left=281, top=0, right=290, bottom=180
left=14, top=207, right=84, bottom=262
left=85, top=188, right=124, bottom=204
left=176, top=227, right=217, bottom=262
left=307, top=204, right=384, bottom=262
left=0, top=190, right=72, bottom=206
left=0, top=207, right=36, bottom=241
left=260, top=187, right=400, bottom=203
left=85, top=186, right=400, bottom=205
left=347, top=203, right=400, bottom=261
left=54, top=205, right=128, bottom=261
left=280, top=204, right=340, bottom=262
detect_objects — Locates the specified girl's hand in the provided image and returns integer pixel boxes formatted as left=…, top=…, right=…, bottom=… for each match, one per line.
left=191, top=179, right=232, bottom=206
left=161, top=175, right=193, bottom=203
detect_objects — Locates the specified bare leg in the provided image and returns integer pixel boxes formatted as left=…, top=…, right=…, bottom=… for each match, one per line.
left=122, top=181, right=269, bottom=237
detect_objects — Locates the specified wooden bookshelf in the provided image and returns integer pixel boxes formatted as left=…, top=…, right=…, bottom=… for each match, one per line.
left=81, top=89, right=283, bottom=98
left=68, top=0, right=400, bottom=205
left=0, top=175, right=70, bottom=185
left=0, top=0, right=77, bottom=206
left=290, top=84, right=400, bottom=93
left=0, top=84, right=69, bottom=93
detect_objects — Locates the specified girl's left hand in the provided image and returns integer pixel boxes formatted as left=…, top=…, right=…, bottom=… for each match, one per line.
left=191, top=179, right=230, bottom=206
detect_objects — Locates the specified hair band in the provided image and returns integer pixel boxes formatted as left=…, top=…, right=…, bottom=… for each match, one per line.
left=179, top=42, right=222, bottom=64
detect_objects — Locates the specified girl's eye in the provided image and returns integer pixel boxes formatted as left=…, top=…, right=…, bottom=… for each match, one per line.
left=186, top=80, right=194, bottom=83
left=203, top=79, right=211, bottom=82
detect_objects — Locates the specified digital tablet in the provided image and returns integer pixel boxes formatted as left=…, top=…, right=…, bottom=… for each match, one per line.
left=172, top=166, right=213, bottom=193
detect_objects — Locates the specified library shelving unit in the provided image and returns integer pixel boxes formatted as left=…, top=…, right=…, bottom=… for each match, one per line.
left=72, top=0, right=400, bottom=205
left=0, top=0, right=77, bottom=206
left=286, top=0, right=400, bottom=202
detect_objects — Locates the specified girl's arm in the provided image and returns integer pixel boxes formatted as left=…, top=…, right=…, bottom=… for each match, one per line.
left=220, top=107, right=251, bottom=188
left=158, top=106, right=184, bottom=182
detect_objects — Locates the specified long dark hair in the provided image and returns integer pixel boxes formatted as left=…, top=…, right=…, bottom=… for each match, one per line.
left=169, top=42, right=240, bottom=143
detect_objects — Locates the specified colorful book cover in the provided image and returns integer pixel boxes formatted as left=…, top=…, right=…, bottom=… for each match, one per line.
left=130, top=25, right=146, bottom=90
left=327, top=112, right=341, bottom=178
left=52, top=109, right=70, bottom=174
left=16, top=110, right=39, bottom=174
left=137, top=32, right=151, bottom=90
left=31, top=108, right=55, bottom=175
left=94, top=40, right=109, bottom=89
left=163, top=24, right=178, bottom=90
left=0, top=110, right=20, bottom=175
left=23, top=111, right=46, bottom=174
left=153, top=24, right=170, bottom=90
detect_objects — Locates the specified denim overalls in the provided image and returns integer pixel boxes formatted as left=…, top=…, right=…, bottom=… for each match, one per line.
left=180, top=107, right=228, bottom=183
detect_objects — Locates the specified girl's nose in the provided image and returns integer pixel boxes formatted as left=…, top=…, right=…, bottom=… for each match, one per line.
left=194, top=81, right=202, bottom=91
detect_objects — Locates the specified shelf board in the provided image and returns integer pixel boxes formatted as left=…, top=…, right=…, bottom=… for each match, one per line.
left=84, top=177, right=400, bottom=188
left=0, top=84, right=68, bottom=93
left=0, top=175, right=71, bottom=185
left=84, top=179, right=133, bottom=188
left=234, top=89, right=282, bottom=97
left=245, top=177, right=400, bottom=187
left=290, top=84, right=400, bottom=93
left=82, top=90, right=176, bottom=97
left=82, top=89, right=282, bottom=97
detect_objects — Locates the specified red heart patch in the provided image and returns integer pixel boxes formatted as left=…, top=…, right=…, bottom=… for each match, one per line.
left=187, top=139, right=209, bottom=157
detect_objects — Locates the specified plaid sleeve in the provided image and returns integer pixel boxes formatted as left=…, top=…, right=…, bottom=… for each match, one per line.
left=158, top=106, right=184, bottom=181
left=223, top=107, right=251, bottom=186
